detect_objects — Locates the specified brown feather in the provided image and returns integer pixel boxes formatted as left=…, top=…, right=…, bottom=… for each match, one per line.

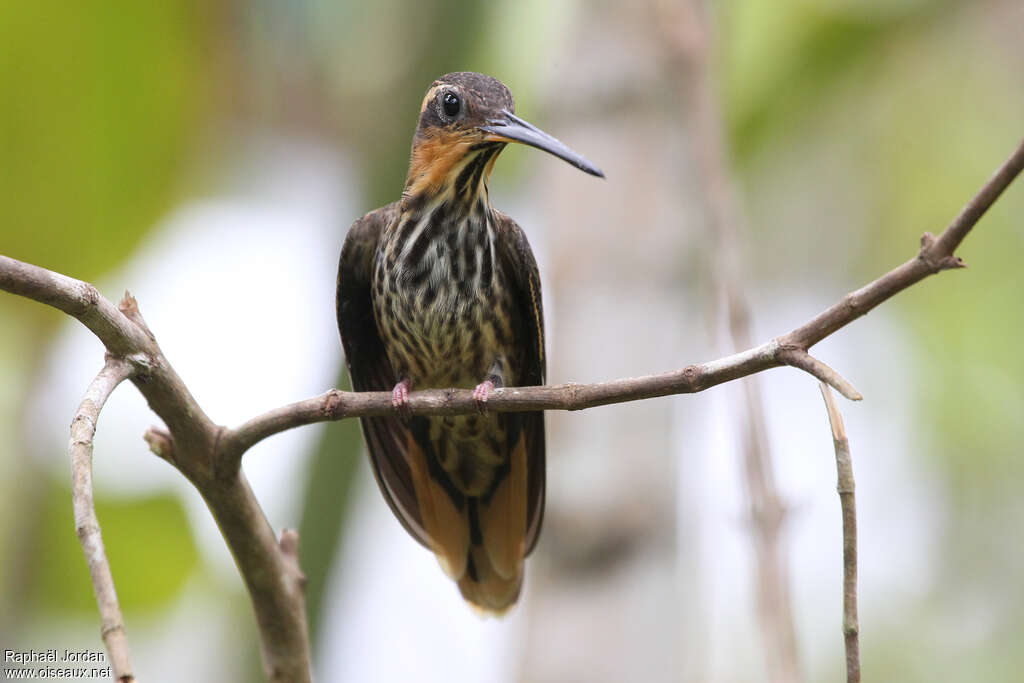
left=405, top=431, right=470, bottom=580
left=337, top=204, right=430, bottom=548
left=458, top=545, right=522, bottom=615
left=492, top=211, right=547, bottom=554
left=479, top=427, right=528, bottom=579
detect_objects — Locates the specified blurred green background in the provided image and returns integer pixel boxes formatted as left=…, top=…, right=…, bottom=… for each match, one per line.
left=2, top=1, right=1022, bottom=681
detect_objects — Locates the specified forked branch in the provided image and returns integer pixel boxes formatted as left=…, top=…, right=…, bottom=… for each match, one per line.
left=0, top=136, right=1021, bottom=681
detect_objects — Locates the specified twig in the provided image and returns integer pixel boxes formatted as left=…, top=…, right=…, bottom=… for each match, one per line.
left=0, top=268, right=313, bottom=682
left=219, top=339, right=853, bottom=463
left=70, top=358, right=136, bottom=682
left=778, top=349, right=862, bottom=401
left=223, top=136, right=1023, bottom=451
left=0, top=135, right=1021, bottom=681
left=782, top=135, right=1024, bottom=350
left=819, top=384, right=860, bottom=683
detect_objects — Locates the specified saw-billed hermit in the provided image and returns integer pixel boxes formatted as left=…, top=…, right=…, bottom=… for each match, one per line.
left=336, top=72, right=603, bottom=613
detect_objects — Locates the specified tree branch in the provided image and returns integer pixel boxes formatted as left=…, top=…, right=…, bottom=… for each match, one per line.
left=778, top=348, right=861, bottom=401
left=219, top=135, right=1024, bottom=457
left=819, top=384, right=860, bottom=683
left=0, top=258, right=313, bottom=682
left=1, top=135, right=1021, bottom=681
left=71, top=357, right=136, bottom=683
left=782, top=137, right=1024, bottom=350
left=221, top=340, right=859, bottom=463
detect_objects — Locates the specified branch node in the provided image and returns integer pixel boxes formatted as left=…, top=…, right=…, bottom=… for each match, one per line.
left=279, top=529, right=308, bottom=590
left=322, top=389, right=343, bottom=418
left=117, top=290, right=138, bottom=316
left=919, top=232, right=967, bottom=273
left=777, top=348, right=863, bottom=401
left=100, top=622, right=126, bottom=638
left=125, top=352, right=155, bottom=376
left=279, top=528, right=300, bottom=557
left=71, top=412, right=97, bottom=431
left=143, top=427, right=175, bottom=463
left=81, top=282, right=101, bottom=309
left=921, top=251, right=967, bottom=273
left=941, top=255, right=967, bottom=270
left=76, top=522, right=101, bottom=541
left=118, top=291, right=156, bottom=341
left=567, top=383, right=581, bottom=409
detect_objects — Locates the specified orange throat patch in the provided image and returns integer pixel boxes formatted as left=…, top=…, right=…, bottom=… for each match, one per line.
left=405, top=130, right=482, bottom=199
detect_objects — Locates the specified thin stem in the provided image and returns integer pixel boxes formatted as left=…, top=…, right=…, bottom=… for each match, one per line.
left=819, top=384, right=860, bottom=683
left=783, top=138, right=1024, bottom=350
left=70, top=358, right=136, bottom=682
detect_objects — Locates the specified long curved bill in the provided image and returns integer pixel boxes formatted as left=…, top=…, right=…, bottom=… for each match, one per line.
left=480, top=111, right=604, bottom=178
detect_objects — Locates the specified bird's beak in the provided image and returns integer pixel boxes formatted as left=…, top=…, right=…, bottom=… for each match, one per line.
left=480, top=111, right=604, bottom=178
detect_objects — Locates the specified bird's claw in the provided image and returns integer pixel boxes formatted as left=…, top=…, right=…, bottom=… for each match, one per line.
left=473, top=380, right=495, bottom=416
left=392, top=379, right=412, bottom=422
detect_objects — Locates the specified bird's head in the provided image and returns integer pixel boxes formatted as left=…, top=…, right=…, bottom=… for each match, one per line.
left=404, top=72, right=603, bottom=204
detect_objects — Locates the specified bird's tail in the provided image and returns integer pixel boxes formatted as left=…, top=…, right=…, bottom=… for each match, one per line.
left=406, top=421, right=530, bottom=615
left=456, top=427, right=530, bottom=614
left=457, top=542, right=523, bottom=615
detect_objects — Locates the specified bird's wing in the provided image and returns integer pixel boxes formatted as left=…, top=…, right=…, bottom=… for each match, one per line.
left=336, top=203, right=428, bottom=548
left=492, top=210, right=547, bottom=555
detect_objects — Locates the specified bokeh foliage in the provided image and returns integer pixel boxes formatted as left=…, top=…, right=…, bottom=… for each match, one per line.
left=2, top=0, right=1023, bottom=680
left=720, top=1, right=1024, bottom=679
left=0, top=1, right=207, bottom=290
left=30, top=481, right=198, bottom=613
left=1, top=0, right=209, bottom=637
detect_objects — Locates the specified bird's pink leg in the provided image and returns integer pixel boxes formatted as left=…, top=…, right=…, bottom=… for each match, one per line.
left=473, top=379, right=496, bottom=416
left=392, top=377, right=412, bottom=421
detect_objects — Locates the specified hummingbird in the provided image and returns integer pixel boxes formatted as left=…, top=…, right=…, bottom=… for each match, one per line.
left=336, top=72, right=603, bottom=613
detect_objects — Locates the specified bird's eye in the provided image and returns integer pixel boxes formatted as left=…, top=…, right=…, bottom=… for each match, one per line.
left=442, top=92, right=461, bottom=118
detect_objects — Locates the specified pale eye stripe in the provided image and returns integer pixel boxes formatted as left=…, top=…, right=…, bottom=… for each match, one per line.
left=420, top=86, right=441, bottom=114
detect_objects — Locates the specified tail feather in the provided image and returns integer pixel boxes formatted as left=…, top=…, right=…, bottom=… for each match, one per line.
left=458, top=545, right=522, bottom=615
left=458, top=433, right=529, bottom=614
left=479, top=432, right=528, bottom=579
left=404, top=420, right=531, bottom=614
left=405, top=433, right=469, bottom=580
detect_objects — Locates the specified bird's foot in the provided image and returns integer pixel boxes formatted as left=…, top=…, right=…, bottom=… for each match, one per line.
left=392, top=378, right=412, bottom=421
left=473, top=380, right=495, bottom=416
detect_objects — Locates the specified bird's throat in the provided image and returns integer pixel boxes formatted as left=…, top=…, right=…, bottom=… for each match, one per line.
left=403, top=138, right=505, bottom=213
